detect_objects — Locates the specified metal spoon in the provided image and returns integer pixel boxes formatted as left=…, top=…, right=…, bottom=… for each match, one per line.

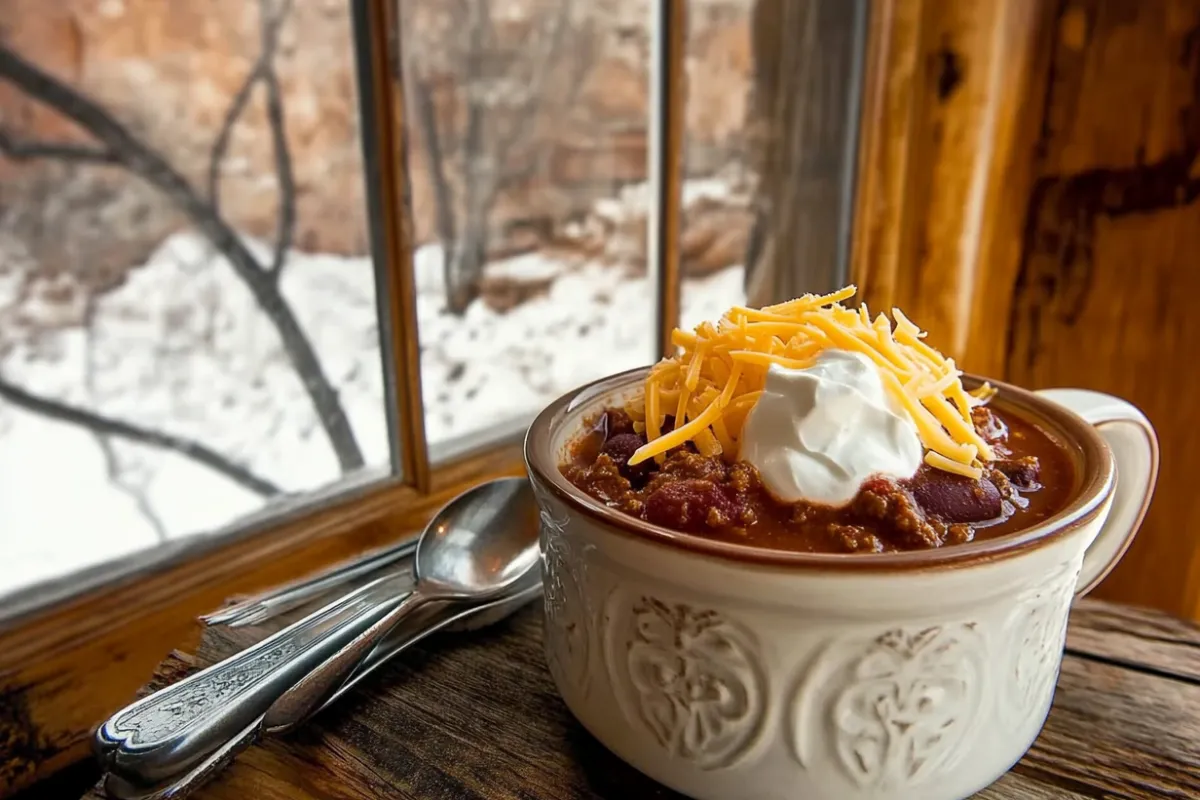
left=102, top=580, right=542, bottom=800
left=259, top=476, right=541, bottom=735
left=96, top=476, right=537, bottom=797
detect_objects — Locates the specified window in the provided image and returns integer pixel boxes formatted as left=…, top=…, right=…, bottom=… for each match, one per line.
left=0, top=1, right=874, bottom=606
left=679, top=0, right=754, bottom=329
left=0, top=0, right=867, bottom=615
left=0, top=0, right=395, bottom=609
left=400, top=0, right=661, bottom=458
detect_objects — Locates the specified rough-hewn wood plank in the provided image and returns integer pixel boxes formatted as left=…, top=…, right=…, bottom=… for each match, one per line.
left=974, top=772, right=1093, bottom=800
left=1005, top=0, right=1200, bottom=622
left=851, top=0, right=1200, bottom=621
left=1067, top=598, right=1200, bottom=683
left=81, top=599, right=1200, bottom=800
left=1018, top=655, right=1200, bottom=797
left=850, top=0, right=1056, bottom=370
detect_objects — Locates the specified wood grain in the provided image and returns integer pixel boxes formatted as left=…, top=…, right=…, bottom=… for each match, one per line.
left=78, top=598, right=1200, bottom=800
left=1021, top=655, right=1200, bottom=797
left=851, top=0, right=1200, bottom=619
left=1066, top=598, right=1200, bottom=682
left=0, top=444, right=524, bottom=797
left=850, top=0, right=1055, bottom=366
left=1002, top=0, right=1200, bottom=621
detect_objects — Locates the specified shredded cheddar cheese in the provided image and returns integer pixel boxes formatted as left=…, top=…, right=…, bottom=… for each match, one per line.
left=925, top=451, right=984, bottom=480
left=626, top=285, right=996, bottom=478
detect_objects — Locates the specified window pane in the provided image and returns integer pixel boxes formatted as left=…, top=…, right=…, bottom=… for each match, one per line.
left=398, top=0, right=657, bottom=458
left=681, top=0, right=867, bottom=320
left=679, top=0, right=753, bottom=329
left=0, top=2, right=392, bottom=602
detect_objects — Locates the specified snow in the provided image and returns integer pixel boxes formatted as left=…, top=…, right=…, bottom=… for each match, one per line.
left=0, top=228, right=745, bottom=600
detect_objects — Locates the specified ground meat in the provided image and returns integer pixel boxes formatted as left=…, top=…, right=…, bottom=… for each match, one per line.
left=972, top=406, right=1009, bottom=446
left=946, top=523, right=974, bottom=545
left=562, top=403, right=1073, bottom=555
left=647, top=451, right=728, bottom=487
left=855, top=478, right=948, bottom=549
left=832, top=524, right=885, bottom=553
left=561, top=455, right=643, bottom=516
left=993, top=456, right=1041, bottom=489
left=644, top=479, right=737, bottom=532
left=727, top=461, right=759, bottom=494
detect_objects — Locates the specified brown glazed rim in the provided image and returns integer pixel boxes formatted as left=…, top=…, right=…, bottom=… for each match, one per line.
left=524, top=366, right=1116, bottom=572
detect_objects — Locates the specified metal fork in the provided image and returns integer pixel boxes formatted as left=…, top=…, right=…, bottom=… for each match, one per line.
left=201, top=536, right=419, bottom=627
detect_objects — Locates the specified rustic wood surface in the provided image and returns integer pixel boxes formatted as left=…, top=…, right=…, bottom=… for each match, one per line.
left=81, top=598, right=1200, bottom=800
left=1001, top=0, right=1200, bottom=623
left=850, top=0, right=1200, bottom=620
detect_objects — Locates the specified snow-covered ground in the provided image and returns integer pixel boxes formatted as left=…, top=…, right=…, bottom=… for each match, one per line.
left=0, top=225, right=745, bottom=600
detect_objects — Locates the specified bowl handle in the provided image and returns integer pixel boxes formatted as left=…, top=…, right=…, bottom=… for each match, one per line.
left=1034, top=389, right=1159, bottom=596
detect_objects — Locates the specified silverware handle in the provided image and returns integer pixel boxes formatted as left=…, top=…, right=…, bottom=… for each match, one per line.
left=121, top=583, right=543, bottom=800
left=259, top=590, right=434, bottom=735
left=95, top=569, right=414, bottom=790
left=101, top=718, right=261, bottom=800
left=321, top=582, right=544, bottom=714
left=202, top=537, right=418, bottom=628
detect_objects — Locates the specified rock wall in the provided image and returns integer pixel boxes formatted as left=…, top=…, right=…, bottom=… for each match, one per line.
left=0, top=0, right=753, bottom=290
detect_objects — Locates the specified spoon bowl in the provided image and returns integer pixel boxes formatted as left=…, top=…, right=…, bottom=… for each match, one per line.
left=260, top=476, right=541, bottom=735
left=416, top=476, right=541, bottom=598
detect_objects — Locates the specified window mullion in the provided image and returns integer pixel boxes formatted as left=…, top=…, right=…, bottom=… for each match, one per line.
left=650, top=0, right=687, bottom=360
left=355, top=0, right=432, bottom=492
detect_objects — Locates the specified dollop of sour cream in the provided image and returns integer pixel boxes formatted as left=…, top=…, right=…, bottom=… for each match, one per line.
left=739, top=349, right=923, bottom=507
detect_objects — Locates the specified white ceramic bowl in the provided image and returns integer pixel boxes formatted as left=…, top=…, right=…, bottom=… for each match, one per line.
left=524, top=368, right=1158, bottom=800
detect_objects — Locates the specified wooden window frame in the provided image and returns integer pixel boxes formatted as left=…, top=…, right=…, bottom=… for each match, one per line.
left=0, top=0, right=686, bottom=794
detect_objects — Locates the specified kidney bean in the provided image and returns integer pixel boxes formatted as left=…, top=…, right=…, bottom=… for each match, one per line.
left=602, top=432, right=653, bottom=485
left=906, top=466, right=1003, bottom=523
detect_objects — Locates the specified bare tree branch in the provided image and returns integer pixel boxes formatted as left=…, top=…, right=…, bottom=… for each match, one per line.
left=0, top=129, right=118, bottom=165
left=439, top=0, right=492, bottom=314
left=209, top=73, right=259, bottom=208
left=207, top=71, right=261, bottom=208
left=494, top=1, right=572, bottom=162
left=94, top=434, right=170, bottom=541
left=438, top=0, right=575, bottom=313
left=260, top=0, right=296, bottom=280
left=0, top=377, right=283, bottom=497
left=207, top=0, right=292, bottom=207
left=489, top=3, right=576, bottom=194
left=0, top=42, right=366, bottom=472
left=406, top=68, right=456, bottom=246
left=207, top=0, right=295, bottom=281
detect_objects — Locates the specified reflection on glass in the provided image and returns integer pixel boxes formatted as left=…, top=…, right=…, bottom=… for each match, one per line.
left=399, top=0, right=672, bottom=454
left=681, top=0, right=867, bottom=320
left=0, top=1, right=388, bottom=600
left=678, top=0, right=754, bottom=330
